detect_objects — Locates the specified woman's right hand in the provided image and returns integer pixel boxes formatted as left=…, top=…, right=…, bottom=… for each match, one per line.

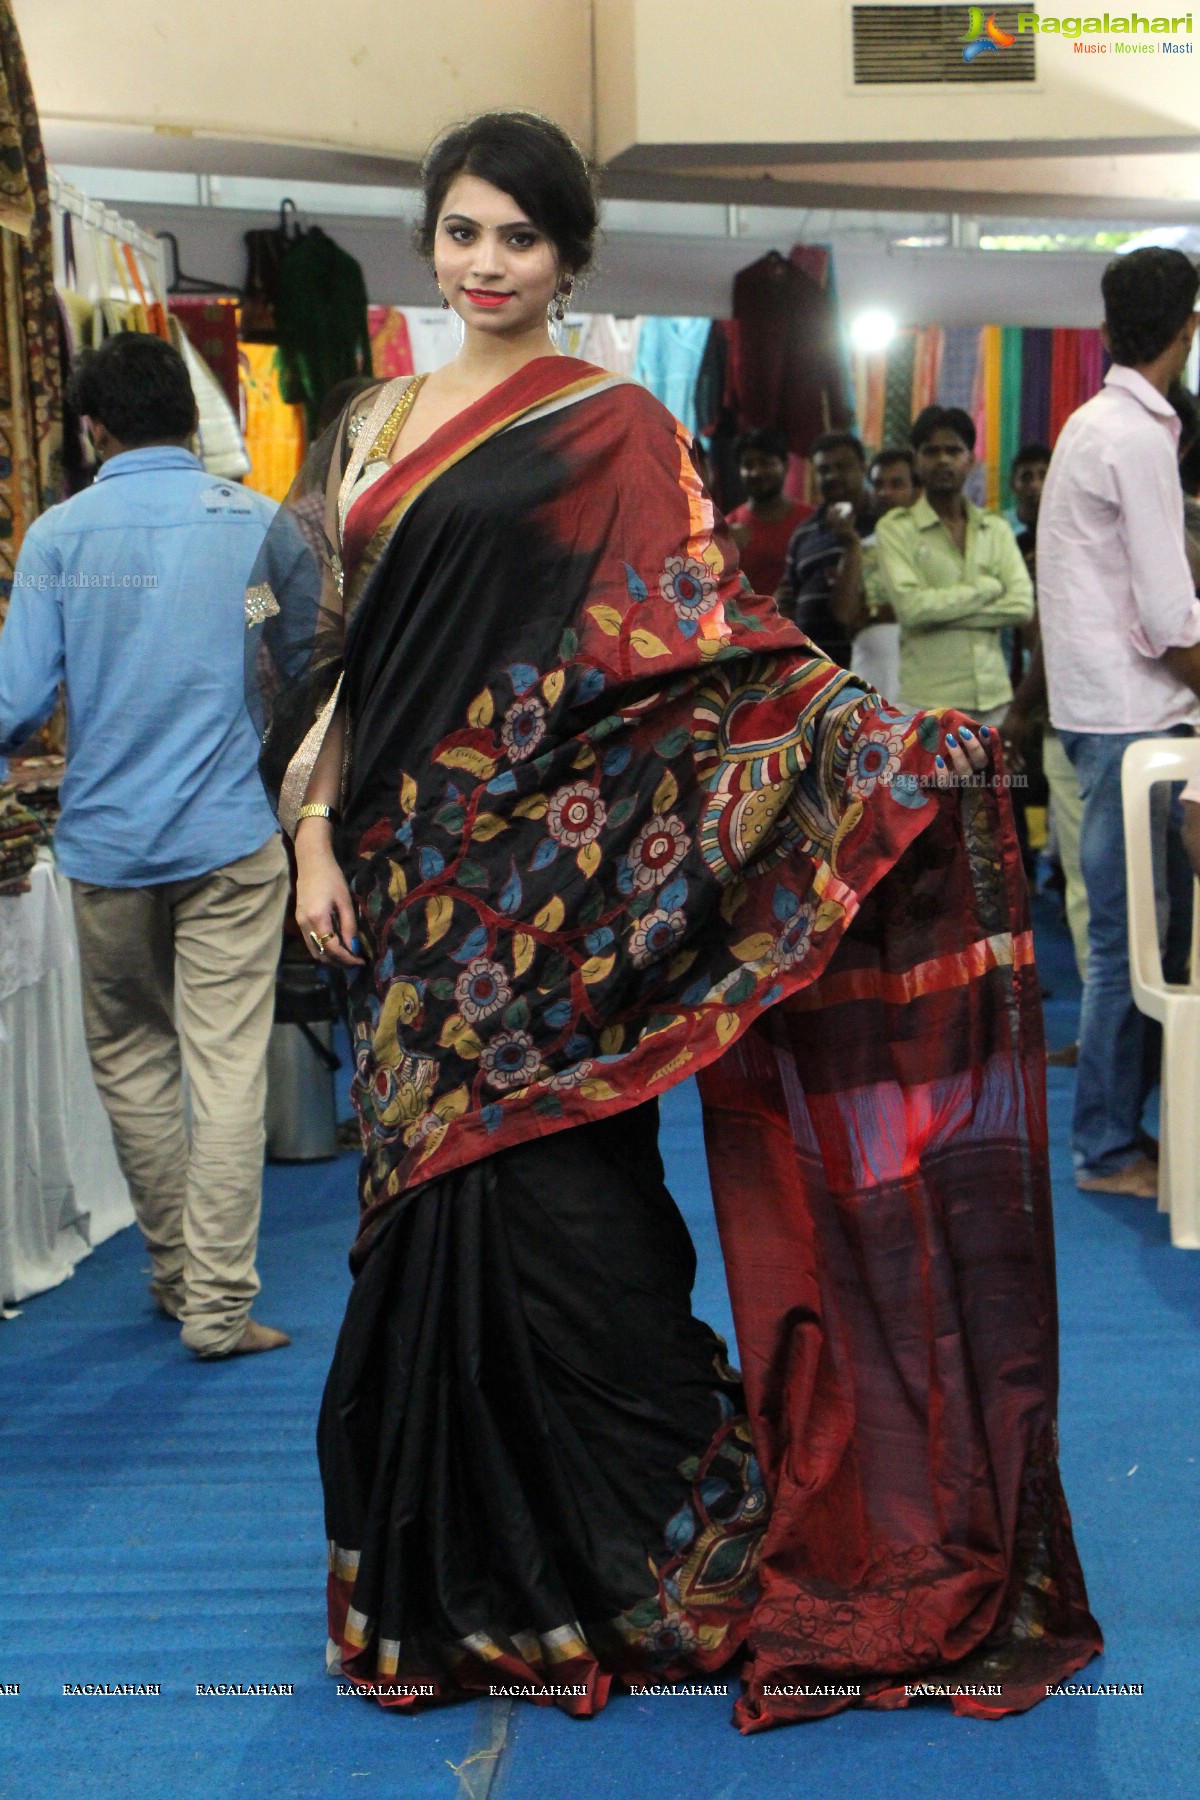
left=295, top=821, right=365, bottom=968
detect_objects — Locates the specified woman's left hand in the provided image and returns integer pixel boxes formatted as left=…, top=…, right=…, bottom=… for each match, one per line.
left=934, top=722, right=992, bottom=789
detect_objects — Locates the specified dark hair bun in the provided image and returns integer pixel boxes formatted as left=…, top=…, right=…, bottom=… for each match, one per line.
left=416, top=111, right=598, bottom=277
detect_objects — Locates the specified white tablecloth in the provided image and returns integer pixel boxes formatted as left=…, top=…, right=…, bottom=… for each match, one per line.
left=0, top=852, right=134, bottom=1306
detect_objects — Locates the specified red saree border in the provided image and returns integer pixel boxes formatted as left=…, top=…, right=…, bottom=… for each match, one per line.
left=342, top=357, right=619, bottom=591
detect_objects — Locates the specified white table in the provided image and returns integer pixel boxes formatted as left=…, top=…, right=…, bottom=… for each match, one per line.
left=0, top=851, right=134, bottom=1307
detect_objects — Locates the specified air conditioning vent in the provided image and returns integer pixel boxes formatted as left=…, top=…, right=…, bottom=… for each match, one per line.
left=852, top=5, right=1036, bottom=83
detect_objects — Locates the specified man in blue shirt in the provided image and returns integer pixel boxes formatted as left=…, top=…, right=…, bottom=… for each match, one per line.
left=0, top=333, right=290, bottom=1358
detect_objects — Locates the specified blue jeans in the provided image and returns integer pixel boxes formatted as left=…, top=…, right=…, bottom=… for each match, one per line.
left=1059, top=729, right=1193, bottom=1177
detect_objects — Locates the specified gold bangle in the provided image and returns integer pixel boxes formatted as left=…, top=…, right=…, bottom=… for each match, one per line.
left=297, top=803, right=339, bottom=825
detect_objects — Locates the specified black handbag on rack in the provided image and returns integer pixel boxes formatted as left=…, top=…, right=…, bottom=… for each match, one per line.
left=240, top=199, right=301, bottom=342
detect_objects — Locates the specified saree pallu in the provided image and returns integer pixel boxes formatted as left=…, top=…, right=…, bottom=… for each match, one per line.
left=247, top=356, right=1100, bottom=1728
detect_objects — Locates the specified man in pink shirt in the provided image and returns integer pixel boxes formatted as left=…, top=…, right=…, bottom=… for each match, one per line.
left=1038, top=248, right=1200, bottom=1200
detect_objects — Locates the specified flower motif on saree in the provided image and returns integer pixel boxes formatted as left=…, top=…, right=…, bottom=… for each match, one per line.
left=772, top=909, right=814, bottom=971
left=500, top=696, right=547, bottom=762
left=546, top=781, right=607, bottom=847
left=481, top=1029, right=541, bottom=1091
left=629, top=906, right=688, bottom=969
left=847, top=729, right=906, bottom=797
left=454, top=958, right=512, bottom=1023
left=547, top=1059, right=595, bottom=1090
left=626, top=813, right=690, bottom=892
left=659, top=555, right=717, bottom=620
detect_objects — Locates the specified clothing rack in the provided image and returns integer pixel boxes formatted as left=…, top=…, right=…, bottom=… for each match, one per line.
left=47, top=168, right=168, bottom=302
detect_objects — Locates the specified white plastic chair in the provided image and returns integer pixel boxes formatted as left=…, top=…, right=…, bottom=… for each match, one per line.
left=1121, top=737, right=1200, bottom=1249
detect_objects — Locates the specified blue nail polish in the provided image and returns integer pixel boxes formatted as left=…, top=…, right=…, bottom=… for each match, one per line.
left=979, top=725, right=992, bottom=738
left=945, top=732, right=957, bottom=747
left=350, top=937, right=361, bottom=954
left=959, top=727, right=974, bottom=740
left=935, top=755, right=946, bottom=768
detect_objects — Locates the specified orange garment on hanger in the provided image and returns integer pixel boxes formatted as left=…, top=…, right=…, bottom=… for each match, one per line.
left=239, top=340, right=305, bottom=501
left=121, top=243, right=169, bottom=340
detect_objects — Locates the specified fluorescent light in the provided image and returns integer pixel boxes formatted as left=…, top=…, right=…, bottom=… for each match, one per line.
left=851, top=310, right=897, bottom=353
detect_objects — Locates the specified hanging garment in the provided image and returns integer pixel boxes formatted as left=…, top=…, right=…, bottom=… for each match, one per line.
left=402, top=306, right=465, bottom=374
left=170, top=297, right=240, bottom=410
left=0, top=0, right=62, bottom=635
left=1077, top=329, right=1107, bottom=410
left=367, top=306, right=414, bottom=380
left=729, top=250, right=852, bottom=455
left=852, top=348, right=887, bottom=452
left=174, top=328, right=250, bottom=479
left=579, top=315, right=641, bottom=378
left=1020, top=327, right=1053, bottom=449
left=693, top=319, right=742, bottom=511
left=119, top=241, right=168, bottom=341
left=937, top=326, right=981, bottom=414
left=275, top=224, right=372, bottom=437
left=55, top=293, right=93, bottom=494
left=999, top=327, right=1025, bottom=489
left=240, top=200, right=300, bottom=342
left=881, top=330, right=917, bottom=447
left=632, top=316, right=711, bottom=437
left=239, top=340, right=305, bottom=501
left=976, top=325, right=1004, bottom=511
left=247, top=355, right=1101, bottom=1725
left=910, top=326, right=944, bottom=416
left=1048, top=329, right=1083, bottom=447
left=801, top=244, right=857, bottom=435
left=55, top=211, right=94, bottom=355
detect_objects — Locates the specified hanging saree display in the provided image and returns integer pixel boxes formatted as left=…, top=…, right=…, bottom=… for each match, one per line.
left=729, top=250, right=852, bottom=454
left=851, top=323, right=1109, bottom=506
left=239, top=340, right=305, bottom=502
left=367, top=305, right=414, bottom=381
left=275, top=224, right=372, bottom=437
left=169, top=296, right=241, bottom=410
left=246, top=356, right=1100, bottom=1730
left=0, top=0, right=62, bottom=634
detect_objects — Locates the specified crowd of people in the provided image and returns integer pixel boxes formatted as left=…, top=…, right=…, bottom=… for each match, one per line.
left=4, top=105, right=1199, bottom=1729
left=736, top=244, right=1200, bottom=1200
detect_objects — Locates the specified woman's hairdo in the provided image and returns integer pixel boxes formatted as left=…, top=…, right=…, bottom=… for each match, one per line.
left=416, top=111, right=599, bottom=277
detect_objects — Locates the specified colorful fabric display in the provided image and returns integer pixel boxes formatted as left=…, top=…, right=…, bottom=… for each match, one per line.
left=632, top=315, right=711, bottom=436
left=170, top=297, right=241, bottom=411
left=367, top=306, right=414, bottom=380
left=239, top=340, right=305, bottom=501
left=0, top=0, right=62, bottom=636
left=175, top=328, right=250, bottom=480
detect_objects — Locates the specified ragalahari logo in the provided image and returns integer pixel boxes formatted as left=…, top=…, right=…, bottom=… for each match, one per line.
left=962, top=7, right=1017, bottom=56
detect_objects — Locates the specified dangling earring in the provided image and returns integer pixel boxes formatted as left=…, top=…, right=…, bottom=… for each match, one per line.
left=548, top=276, right=573, bottom=351
left=440, top=294, right=450, bottom=309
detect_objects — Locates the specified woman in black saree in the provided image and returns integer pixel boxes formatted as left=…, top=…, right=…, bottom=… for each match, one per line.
left=246, top=112, right=1100, bottom=1730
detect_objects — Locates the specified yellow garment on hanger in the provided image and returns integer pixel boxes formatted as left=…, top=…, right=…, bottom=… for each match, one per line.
left=59, top=287, right=94, bottom=353
left=981, top=325, right=1003, bottom=512
left=239, top=340, right=305, bottom=501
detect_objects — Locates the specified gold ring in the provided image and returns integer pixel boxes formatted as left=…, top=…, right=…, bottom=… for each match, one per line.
left=309, top=929, right=335, bottom=951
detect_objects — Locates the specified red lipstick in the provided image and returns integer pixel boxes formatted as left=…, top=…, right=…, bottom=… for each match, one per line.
left=463, top=290, right=513, bottom=308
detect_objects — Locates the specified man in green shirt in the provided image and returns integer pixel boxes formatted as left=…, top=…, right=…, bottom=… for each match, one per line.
left=875, top=406, right=1034, bottom=724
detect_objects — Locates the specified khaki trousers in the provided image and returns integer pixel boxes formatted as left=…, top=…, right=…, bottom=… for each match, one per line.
left=1042, top=728, right=1089, bottom=983
left=71, top=836, right=289, bottom=1355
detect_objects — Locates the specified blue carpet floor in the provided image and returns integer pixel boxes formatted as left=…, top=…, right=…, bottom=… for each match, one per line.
left=2, top=896, right=1197, bottom=1800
